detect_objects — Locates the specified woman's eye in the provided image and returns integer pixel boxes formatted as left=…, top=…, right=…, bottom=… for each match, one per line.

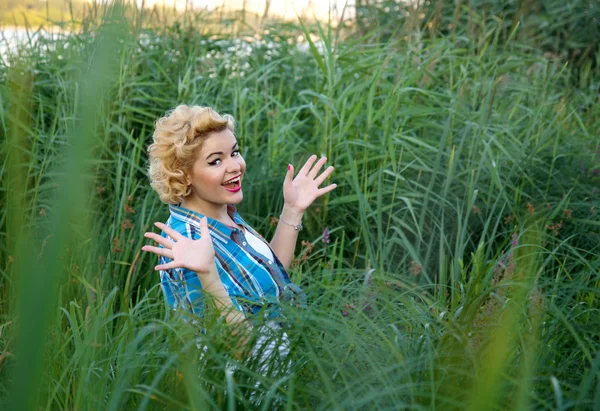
left=209, top=150, right=239, bottom=165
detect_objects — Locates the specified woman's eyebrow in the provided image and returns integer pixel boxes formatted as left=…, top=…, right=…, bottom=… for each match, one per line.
left=206, top=142, right=239, bottom=160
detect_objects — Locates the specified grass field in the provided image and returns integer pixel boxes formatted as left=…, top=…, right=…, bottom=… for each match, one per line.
left=1, top=1, right=599, bottom=409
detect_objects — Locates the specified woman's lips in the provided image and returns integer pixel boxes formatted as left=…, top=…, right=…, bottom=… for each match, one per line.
left=222, top=178, right=242, bottom=192
left=224, top=184, right=241, bottom=193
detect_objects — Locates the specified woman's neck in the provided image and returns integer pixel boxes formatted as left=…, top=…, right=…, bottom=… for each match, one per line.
left=180, top=197, right=234, bottom=227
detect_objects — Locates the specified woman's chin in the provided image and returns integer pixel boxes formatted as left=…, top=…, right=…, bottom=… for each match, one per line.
left=227, top=191, right=243, bottom=203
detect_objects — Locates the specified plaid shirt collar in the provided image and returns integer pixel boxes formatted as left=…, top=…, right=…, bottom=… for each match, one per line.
left=168, top=204, right=245, bottom=243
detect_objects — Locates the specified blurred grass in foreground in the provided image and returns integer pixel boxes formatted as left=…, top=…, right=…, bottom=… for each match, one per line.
left=0, top=1, right=599, bottom=409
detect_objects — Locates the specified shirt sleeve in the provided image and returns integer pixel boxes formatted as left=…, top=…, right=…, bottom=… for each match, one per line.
left=158, top=256, right=205, bottom=316
left=157, top=224, right=205, bottom=316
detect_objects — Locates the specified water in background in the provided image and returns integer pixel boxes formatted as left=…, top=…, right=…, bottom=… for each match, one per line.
left=1, top=27, right=70, bottom=64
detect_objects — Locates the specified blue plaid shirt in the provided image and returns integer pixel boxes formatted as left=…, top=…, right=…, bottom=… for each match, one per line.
left=158, top=204, right=306, bottom=320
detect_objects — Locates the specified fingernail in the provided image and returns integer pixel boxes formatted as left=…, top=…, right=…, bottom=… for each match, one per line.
left=288, top=164, right=291, bottom=171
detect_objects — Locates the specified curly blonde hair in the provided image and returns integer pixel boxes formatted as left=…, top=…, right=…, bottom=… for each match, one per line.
left=148, top=105, right=235, bottom=204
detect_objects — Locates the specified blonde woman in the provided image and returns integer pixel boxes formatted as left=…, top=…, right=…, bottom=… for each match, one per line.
left=142, top=105, right=336, bottom=354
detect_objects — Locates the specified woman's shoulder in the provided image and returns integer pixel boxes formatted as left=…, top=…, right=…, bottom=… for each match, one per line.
left=162, top=215, right=197, bottom=239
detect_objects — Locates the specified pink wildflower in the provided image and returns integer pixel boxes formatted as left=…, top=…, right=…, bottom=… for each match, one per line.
left=322, top=227, right=331, bottom=244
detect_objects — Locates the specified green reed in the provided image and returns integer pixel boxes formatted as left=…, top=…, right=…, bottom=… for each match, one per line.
left=0, top=1, right=599, bottom=409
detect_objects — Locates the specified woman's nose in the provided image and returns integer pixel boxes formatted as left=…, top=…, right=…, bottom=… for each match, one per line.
left=226, top=158, right=241, bottom=173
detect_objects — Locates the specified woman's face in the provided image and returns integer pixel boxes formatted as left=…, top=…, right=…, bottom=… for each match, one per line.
left=184, top=128, right=246, bottom=212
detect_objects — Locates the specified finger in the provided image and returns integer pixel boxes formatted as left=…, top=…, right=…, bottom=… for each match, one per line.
left=199, top=216, right=209, bottom=238
left=314, top=165, right=334, bottom=186
left=285, top=163, right=294, bottom=185
left=317, top=184, right=337, bottom=197
left=144, top=232, right=174, bottom=248
left=142, top=245, right=174, bottom=259
left=154, top=222, right=184, bottom=241
left=155, top=260, right=181, bottom=271
left=297, top=154, right=317, bottom=176
left=307, top=156, right=327, bottom=179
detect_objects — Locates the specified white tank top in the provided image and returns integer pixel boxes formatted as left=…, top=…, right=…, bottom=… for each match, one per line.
left=244, top=228, right=274, bottom=261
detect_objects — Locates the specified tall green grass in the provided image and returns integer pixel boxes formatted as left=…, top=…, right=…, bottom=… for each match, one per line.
left=1, top=1, right=599, bottom=409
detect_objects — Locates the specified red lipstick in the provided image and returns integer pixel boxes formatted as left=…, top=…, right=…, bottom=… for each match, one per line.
left=224, top=184, right=241, bottom=193
left=222, top=175, right=242, bottom=192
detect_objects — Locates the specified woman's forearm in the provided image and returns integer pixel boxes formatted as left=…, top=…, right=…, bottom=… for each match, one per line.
left=197, top=263, right=247, bottom=326
left=197, top=264, right=251, bottom=358
left=269, top=205, right=304, bottom=270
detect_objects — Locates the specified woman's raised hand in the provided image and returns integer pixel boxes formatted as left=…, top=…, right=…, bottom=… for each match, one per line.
left=142, top=216, right=215, bottom=274
left=283, top=154, right=337, bottom=213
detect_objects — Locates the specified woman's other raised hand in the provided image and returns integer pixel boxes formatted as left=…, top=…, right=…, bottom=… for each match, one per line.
left=142, top=216, right=215, bottom=274
left=283, top=155, right=337, bottom=213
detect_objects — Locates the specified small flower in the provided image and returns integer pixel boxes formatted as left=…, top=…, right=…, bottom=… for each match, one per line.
left=269, top=216, right=279, bottom=227
left=409, top=260, right=423, bottom=276
left=322, top=227, right=330, bottom=244
left=112, top=238, right=122, bottom=253
left=527, top=202, right=535, bottom=215
left=563, top=209, right=572, bottom=219
left=301, top=240, right=314, bottom=253
left=511, top=231, right=519, bottom=248
left=120, top=219, right=133, bottom=230
left=504, top=214, right=516, bottom=225
left=546, top=220, right=564, bottom=236
left=341, top=302, right=355, bottom=317
left=292, top=240, right=315, bottom=267
left=39, top=208, right=46, bottom=216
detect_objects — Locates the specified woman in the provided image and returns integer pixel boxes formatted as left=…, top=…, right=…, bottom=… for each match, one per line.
left=142, top=104, right=336, bottom=341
